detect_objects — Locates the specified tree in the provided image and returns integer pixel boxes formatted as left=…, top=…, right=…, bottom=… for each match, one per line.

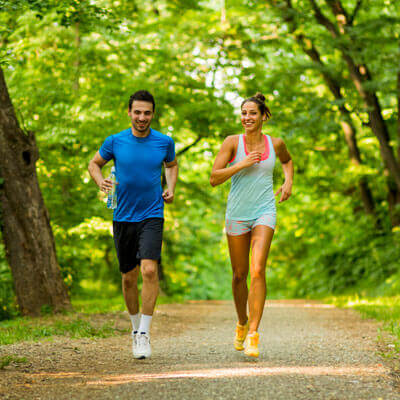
left=0, top=67, right=70, bottom=315
left=265, top=0, right=400, bottom=225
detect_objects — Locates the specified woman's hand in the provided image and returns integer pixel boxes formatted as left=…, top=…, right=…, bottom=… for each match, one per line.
left=239, top=151, right=262, bottom=168
left=275, top=180, right=292, bottom=203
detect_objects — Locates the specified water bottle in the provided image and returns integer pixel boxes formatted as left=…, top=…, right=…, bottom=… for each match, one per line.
left=107, top=166, right=117, bottom=209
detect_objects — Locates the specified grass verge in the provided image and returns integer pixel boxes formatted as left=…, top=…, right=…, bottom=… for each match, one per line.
left=328, top=295, right=400, bottom=363
left=0, top=316, right=123, bottom=346
left=0, top=293, right=180, bottom=345
left=0, top=355, right=28, bottom=369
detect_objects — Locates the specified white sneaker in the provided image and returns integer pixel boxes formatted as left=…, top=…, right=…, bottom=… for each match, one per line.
left=132, top=331, right=138, bottom=357
left=135, top=333, right=151, bottom=359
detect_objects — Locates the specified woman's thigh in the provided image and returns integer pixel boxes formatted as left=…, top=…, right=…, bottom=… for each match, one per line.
left=227, top=232, right=251, bottom=275
left=250, top=225, right=274, bottom=272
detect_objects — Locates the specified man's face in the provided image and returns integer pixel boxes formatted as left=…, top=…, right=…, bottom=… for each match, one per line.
left=128, top=101, right=154, bottom=133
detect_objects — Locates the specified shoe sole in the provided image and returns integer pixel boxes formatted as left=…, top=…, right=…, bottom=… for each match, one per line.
left=244, top=349, right=259, bottom=357
left=134, top=352, right=151, bottom=359
left=234, top=342, right=245, bottom=351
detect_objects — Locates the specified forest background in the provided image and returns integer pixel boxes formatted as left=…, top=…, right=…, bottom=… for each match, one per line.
left=1, top=0, right=399, bottom=320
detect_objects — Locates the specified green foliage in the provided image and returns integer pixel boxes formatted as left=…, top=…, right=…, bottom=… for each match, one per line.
left=0, top=355, right=28, bottom=369
left=0, top=241, right=19, bottom=320
left=0, top=315, right=125, bottom=345
left=0, top=0, right=399, bottom=320
left=330, top=296, right=400, bottom=356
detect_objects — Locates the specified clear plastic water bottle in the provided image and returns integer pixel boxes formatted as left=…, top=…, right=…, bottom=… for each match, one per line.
left=107, top=166, right=117, bottom=209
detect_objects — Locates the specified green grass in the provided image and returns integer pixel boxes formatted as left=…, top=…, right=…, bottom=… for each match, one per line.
left=328, top=295, right=400, bottom=356
left=0, top=316, right=123, bottom=345
left=0, top=292, right=181, bottom=345
left=0, top=355, right=28, bottom=369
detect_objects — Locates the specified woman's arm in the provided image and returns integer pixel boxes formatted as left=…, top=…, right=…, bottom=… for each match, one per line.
left=210, top=136, right=262, bottom=187
left=273, top=138, right=293, bottom=203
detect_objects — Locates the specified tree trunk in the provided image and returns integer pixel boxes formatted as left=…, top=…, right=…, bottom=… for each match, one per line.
left=340, top=118, right=377, bottom=218
left=310, top=0, right=400, bottom=192
left=0, top=67, right=70, bottom=316
left=281, top=2, right=377, bottom=220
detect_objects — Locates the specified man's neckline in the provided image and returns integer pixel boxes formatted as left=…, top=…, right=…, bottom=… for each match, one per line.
left=130, top=127, right=152, bottom=139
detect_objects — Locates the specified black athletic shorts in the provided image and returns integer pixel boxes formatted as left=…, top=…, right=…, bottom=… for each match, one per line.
left=113, top=218, right=164, bottom=274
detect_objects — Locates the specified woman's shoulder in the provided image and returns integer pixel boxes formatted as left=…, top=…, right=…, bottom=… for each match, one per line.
left=222, top=134, right=241, bottom=147
left=269, top=135, right=285, bottom=152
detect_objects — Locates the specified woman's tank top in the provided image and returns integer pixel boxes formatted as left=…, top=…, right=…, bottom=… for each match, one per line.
left=226, top=134, right=276, bottom=220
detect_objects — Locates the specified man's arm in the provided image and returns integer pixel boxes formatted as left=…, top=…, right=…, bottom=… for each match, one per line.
left=162, top=158, right=178, bottom=203
left=88, top=151, right=112, bottom=192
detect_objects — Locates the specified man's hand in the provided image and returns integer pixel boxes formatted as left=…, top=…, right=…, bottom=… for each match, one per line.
left=100, top=178, right=114, bottom=193
left=275, top=180, right=292, bottom=203
left=162, top=189, right=174, bottom=203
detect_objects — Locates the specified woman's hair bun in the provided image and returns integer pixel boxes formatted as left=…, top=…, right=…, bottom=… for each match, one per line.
left=254, top=92, right=266, bottom=103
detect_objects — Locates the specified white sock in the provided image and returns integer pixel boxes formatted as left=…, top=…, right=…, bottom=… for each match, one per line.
left=138, top=314, right=152, bottom=335
left=129, top=313, right=141, bottom=332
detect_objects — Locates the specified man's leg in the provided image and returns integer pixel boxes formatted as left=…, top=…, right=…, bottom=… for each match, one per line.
left=135, top=218, right=163, bottom=359
left=122, top=266, right=140, bottom=315
left=140, top=259, right=159, bottom=316
left=135, top=259, right=158, bottom=359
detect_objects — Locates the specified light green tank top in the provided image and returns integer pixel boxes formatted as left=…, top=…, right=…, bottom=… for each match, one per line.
left=226, top=134, right=276, bottom=220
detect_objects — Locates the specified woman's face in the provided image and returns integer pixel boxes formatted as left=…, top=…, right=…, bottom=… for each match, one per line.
left=241, top=101, right=265, bottom=132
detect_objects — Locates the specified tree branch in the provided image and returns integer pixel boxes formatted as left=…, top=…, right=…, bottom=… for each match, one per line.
left=398, top=56, right=400, bottom=160
left=326, top=0, right=350, bottom=33
left=309, top=0, right=339, bottom=37
left=176, top=136, right=202, bottom=157
left=308, top=0, right=400, bottom=190
left=349, top=0, right=362, bottom=25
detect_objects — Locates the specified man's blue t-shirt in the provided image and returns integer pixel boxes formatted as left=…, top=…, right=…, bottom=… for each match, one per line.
left=99, top=128, right=175, bottom=222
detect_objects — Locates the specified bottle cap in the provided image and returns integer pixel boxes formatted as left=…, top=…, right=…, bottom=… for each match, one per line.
left=111, top=166, right=115, bottom=173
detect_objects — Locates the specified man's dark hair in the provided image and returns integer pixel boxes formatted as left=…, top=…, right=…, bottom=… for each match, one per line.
left=129, top=90, right=155, bottom=111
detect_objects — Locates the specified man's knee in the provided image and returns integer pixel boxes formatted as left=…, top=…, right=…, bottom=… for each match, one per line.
left=122, top=268, right=139, bottom=288
left=141, top=260, right=158, bottom=281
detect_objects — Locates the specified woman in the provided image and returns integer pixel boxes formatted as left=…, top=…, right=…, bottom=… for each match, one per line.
left=210, top=93, right=293, bottom=357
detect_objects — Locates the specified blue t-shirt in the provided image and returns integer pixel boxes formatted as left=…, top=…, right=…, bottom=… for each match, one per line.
left=99, top=128, right=175, bottom=222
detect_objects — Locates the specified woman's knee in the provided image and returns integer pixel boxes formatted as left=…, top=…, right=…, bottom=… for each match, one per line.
left=232, top=269, right=248, bottom=284
left=250, top=264, right=265, bottom=280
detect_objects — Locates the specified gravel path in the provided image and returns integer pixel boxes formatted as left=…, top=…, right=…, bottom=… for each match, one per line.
left=1, top=300, right=398, bottom=399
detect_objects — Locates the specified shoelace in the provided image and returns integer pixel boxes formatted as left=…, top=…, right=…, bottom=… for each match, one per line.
left=236, top=324, right=247, bottom=338
left=137, top=334, right=149, bottom=346
left=248, top=335, right=258, bottom=346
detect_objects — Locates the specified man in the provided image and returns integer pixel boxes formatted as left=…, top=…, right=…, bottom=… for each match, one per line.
left=88, top=90, right=178, bottom=359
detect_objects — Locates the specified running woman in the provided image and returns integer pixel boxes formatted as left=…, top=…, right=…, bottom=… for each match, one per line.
left=210, top=93, right=293, bottom=357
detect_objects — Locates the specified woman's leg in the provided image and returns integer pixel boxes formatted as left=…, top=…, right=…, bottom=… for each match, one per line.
left=227, top=232, right=251, bottom=325
left=248, top=225, right=274, bottom=333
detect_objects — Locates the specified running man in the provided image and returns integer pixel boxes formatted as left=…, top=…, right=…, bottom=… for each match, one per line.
left=88, top=90, right=178, bottom=359
left=210, top=93, right=293, bottom=357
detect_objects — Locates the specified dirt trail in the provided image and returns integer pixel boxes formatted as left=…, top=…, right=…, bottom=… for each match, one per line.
left=1, top=300, right=399, bottom=400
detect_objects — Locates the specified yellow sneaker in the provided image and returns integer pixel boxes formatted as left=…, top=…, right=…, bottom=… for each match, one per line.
left=234, top=321, right=249, bottom=351
left=244, top=332, right=259, bottom=357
